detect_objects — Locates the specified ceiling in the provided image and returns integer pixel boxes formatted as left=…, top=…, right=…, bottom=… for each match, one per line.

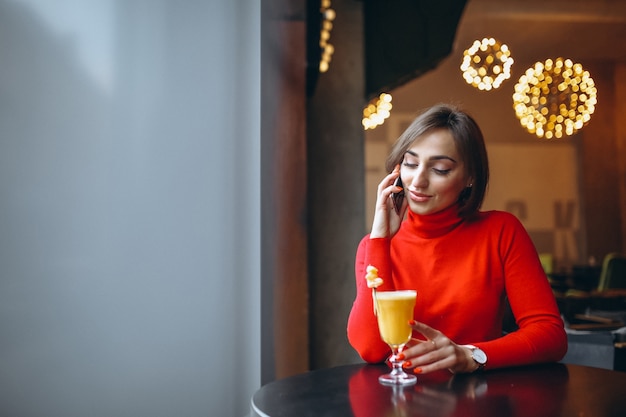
left=456, top=0, right=626, bottom=63
left=359, top=0, right=626, bottom=99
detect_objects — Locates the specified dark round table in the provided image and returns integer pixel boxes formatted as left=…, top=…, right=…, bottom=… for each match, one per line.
left=251, top=362, right=626, bottom=417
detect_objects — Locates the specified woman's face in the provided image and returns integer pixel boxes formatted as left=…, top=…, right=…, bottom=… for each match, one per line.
left=400, top=128, right=470, bottom=216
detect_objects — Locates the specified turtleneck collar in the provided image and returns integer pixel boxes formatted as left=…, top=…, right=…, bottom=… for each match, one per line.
left=404, top=204, right=464, bottom=238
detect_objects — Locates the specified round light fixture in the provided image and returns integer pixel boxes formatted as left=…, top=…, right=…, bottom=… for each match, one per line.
left=460, top=37, right=514, bottom=91
left=512, top=57, right=598, bottom=139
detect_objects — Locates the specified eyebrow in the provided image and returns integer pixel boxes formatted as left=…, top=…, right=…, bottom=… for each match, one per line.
left=405, top=150, right=458, bottom=163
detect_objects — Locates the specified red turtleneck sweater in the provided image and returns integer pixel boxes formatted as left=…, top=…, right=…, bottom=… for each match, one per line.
left=347, top=205, right=567, bottom=370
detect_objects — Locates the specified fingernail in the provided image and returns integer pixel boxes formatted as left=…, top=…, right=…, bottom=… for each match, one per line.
left=402, top=361, right=412, bottom=368
left=413, top=368, right=423, bottom=374
left=397, top=353, right=405, bottom=360
left=408, top=320, right=416, bottom=326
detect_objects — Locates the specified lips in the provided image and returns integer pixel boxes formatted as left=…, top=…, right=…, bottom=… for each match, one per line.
left=409, top=190, right=431, bottom=203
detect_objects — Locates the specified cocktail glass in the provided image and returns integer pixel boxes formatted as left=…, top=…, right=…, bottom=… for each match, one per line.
left=375, top=290, right=417, bottom=386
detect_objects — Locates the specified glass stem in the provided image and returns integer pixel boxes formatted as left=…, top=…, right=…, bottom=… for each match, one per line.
left=379, top=343, right=416, bottom=385
left=390, top=345, right=404, bottom=376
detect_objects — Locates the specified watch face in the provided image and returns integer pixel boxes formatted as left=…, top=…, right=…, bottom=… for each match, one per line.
left=473, top=348, right=487, bottom=364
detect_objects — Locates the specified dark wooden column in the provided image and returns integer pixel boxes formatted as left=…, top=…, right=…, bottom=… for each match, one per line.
left=307, top=0, right=366, bottom=369
left=261, top=2, right=309, bottom=382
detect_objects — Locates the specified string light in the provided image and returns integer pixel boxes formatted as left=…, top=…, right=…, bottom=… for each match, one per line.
left=363, top=93, right=392, bottom=130
left=460, top=37, right=514, bottom=91
left=319, top=0, right=335, bottom=73
left=512, top=57, right=597, bottom=139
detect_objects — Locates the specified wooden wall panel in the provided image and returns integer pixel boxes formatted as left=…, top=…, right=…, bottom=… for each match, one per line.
left=579, top=62, right=623, bottom=260
left=615, top=64, right=626, bottom=254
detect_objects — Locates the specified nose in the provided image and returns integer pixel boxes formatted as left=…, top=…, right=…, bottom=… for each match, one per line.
left=409, top=166, right=428, bottom=189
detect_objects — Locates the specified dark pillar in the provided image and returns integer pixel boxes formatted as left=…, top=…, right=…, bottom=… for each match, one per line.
left=307, top=0, right=366, bottom=369
left=261, top=1, right=309, bottom=382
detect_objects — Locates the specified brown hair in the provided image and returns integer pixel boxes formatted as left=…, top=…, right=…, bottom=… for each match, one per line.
left=385, top=104, right=489, bottom=218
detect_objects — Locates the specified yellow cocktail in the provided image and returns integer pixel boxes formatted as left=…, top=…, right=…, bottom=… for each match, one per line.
left=376, top=290, right=417, bottom=346
left=375, top=290, right=417, bottom=385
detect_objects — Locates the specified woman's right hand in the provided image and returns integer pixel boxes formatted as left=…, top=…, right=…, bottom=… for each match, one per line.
left=370, top=165, right=407, bottom=238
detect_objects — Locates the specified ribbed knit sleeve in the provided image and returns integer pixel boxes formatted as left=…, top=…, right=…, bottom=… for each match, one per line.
left=346, top=236, right=395, bottom=363
left=476, top=214, right=567, bottom=368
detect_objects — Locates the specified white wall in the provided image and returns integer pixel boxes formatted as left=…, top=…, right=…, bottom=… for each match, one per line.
left=0, top=1, right=260, bottom=416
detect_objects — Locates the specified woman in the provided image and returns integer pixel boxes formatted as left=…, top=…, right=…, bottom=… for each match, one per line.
left=347, top=104, right=567, bottom=374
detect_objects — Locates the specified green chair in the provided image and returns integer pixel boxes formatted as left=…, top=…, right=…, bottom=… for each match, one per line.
left=597, top=253, right=626, bottom=291
left=539, top=253, right=554, bottom=275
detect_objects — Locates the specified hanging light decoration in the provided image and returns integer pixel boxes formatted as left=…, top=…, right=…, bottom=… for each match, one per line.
left=318, top=0, right=336, bottom=73
left=512, top=57, right=598, bottom=139
left=362, top=93, right=392, bottom=130
left=460, top=37, right=514, bottom=91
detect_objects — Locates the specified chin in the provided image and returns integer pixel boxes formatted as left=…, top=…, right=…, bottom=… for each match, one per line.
left=408, top=205, right=437, bottom=216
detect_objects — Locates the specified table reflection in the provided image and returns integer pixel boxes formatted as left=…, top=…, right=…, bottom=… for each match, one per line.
left=348, top=364, right=569, bottom=417
left=251, top=362, right=626, bottom=417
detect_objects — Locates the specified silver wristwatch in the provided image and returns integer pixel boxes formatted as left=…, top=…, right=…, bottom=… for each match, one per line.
left=463, top=344, right=487, bottom=371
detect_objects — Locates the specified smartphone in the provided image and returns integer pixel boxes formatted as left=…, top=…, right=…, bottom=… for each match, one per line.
left=391, top=176, right=405, bottom=215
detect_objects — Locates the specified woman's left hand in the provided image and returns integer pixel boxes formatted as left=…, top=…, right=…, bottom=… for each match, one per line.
left=398, top=321, right=478, bottom=374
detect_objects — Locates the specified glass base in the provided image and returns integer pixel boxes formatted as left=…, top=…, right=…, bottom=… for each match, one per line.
left=378, top=370, right=417, bottom=386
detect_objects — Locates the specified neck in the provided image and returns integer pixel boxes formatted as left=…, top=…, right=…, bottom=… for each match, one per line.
left=405, top=204, right=463, bottom=238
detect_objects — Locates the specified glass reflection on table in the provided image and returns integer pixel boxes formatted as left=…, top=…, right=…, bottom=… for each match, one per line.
left=348, top=363, right=569, bottom=417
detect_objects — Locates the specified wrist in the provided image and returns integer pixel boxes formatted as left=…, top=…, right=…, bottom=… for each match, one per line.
left=462, top=344, right=487, bottom=372
left=466, top=349, right=480, bottom=372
